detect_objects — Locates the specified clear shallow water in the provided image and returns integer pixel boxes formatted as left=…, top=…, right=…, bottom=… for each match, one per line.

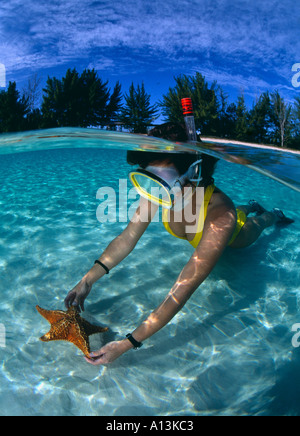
left=0, top=128, right=299, bottom=192
left=0, top=137, right=300, bottom=416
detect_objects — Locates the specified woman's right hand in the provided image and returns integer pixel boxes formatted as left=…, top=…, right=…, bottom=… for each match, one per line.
left=64, top=279, right=92, bottom=312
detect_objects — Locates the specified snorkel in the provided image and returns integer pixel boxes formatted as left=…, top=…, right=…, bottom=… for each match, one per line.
left=129, top=101, right=202, bottom=210
left=181, top=98, right=197, bottom=142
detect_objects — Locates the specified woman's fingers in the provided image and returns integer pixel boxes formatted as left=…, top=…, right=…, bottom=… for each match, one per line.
left=64, top=292, right=75, bottom=309
left=85, top=350, right=107, bottom=365
left=64, top=291, right=84, bottom=312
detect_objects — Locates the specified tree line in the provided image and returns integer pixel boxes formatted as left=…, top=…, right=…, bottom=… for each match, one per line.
left=0, top=68, right=299, bottom=150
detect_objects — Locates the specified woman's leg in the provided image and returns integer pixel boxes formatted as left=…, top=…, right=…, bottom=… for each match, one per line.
left=235, top=205, right=254, bottom=217
left=238, top=201, right=267, bottom=218
left=230, top=211, right=277, bottom=249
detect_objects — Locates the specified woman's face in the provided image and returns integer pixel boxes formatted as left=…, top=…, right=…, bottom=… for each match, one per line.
left=145, top=160, right=194, bottom=211
left=146, top=160, right=180, bottom=186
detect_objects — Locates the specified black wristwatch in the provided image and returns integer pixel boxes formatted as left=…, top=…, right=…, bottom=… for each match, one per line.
left=126, top=333, right=143, bottom=349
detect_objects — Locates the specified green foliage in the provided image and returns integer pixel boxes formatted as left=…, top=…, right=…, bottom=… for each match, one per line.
left=289, top=98, right=300, bottom=149
left=0, top=69, right=299, bottom=151
left=291, top=96, right=300, bottom=146
left=119, top=82, right=158, bottom=134
left=160, top=74, right=299, bottom=149
left=106, top=81, right=122, bottom=127
left=160, top=73, right=219, bottom=135
left=214, top=89, right=235, bottom=139
left=0, top=82, right=30, bottom=133
left=25, top=109, right=44, bottom=131
left=234, top=94, right=249, bottom=141
left=247, top=92, right=273, bottom=143
left=270, top=91, right=293, bottom=147
left=41, top=68, right=122, bottom=128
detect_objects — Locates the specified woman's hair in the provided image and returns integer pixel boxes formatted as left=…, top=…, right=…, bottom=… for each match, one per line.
left=127, top=151, right=218, bottom=187
left=148, top=122, right=188, bottom=142
left=127, top=122, right=218, bottom=186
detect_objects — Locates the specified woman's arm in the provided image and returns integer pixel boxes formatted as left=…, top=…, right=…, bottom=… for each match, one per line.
left=130, top=201, right=237, bottom=342
left=86, top=202, right=237, bottom=364
left=84, top=199, right=158, bottom=286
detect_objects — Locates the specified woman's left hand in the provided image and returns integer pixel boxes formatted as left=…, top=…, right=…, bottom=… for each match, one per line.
left=85, top=340, right=132, bottom=366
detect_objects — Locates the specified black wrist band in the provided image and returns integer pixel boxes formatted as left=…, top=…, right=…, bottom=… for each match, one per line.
left=94, top=260, right=110, bottom=274
left=126, top=333, right=143, bottom=349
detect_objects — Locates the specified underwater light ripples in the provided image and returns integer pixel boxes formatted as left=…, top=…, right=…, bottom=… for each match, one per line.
left=0, top=133, right=299, bottom=415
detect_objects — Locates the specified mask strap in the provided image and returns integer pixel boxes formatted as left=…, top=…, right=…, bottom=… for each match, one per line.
left=175, top=159, right=203, bottom=187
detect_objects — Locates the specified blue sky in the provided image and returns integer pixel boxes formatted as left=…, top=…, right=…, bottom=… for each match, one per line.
left=0, top=0, right=299, bottom=113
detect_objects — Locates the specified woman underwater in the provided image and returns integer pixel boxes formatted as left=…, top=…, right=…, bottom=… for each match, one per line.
left=65, top=123, right=294, bottom=366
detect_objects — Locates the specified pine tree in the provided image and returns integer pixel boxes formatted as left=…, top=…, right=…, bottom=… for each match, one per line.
left=160, top=73, right=219, bottom=136
left=216, top=88, right=228, bottom=137
left=119, top=82, right=158, bottom=134
left=0, top=82, right=29, bottom=133
left=270, top=91, right=292, bottom=147
left=290, top=96, right=300, bottom=150
left=41, top=68, right=122, bottom=128
left=106, top=81, right=122, bottom=129
left=215, top=88, right=239, bottom=138
left=247, top=92, right=273, bottom=144
left=223, top=103, right=238, bottom=139
left=234, top=94, right=249, bottom=141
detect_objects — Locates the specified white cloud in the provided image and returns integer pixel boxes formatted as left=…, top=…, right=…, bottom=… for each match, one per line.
left=0, top=0, right=299, bottom=97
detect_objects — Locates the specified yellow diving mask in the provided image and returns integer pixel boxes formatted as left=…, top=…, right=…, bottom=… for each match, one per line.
left=129, top=158, right=203, bottom=209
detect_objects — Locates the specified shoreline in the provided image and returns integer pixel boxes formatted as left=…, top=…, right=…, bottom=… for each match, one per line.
left=201, top=136, right=300, bottom=156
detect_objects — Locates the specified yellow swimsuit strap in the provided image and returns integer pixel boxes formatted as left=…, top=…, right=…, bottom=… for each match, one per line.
left=189, top=184, right=216, bottom=248
left=162, top=184, right=216, bottom=248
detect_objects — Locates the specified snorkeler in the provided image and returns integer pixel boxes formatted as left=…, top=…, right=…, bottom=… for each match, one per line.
left=64, top=123, right=294, bottom=366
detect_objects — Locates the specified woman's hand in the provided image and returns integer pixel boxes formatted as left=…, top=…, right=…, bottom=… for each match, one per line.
left=85, top=340, right=132, bottom=366
left=64, top=279, right=92, bottom=312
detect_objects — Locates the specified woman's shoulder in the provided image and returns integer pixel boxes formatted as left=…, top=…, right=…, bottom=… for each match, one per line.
left=210, top=186, right=236, bottom=213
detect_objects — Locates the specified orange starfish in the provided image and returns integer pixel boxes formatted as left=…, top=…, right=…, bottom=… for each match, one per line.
left=36, top=305, right=108, bottom=358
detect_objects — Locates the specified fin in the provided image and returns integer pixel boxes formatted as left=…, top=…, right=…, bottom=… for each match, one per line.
left=272, top=208, right=295, bottom=225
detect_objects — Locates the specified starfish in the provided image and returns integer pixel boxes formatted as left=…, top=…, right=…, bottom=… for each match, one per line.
left=36, top=305, right=108, bottom=358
